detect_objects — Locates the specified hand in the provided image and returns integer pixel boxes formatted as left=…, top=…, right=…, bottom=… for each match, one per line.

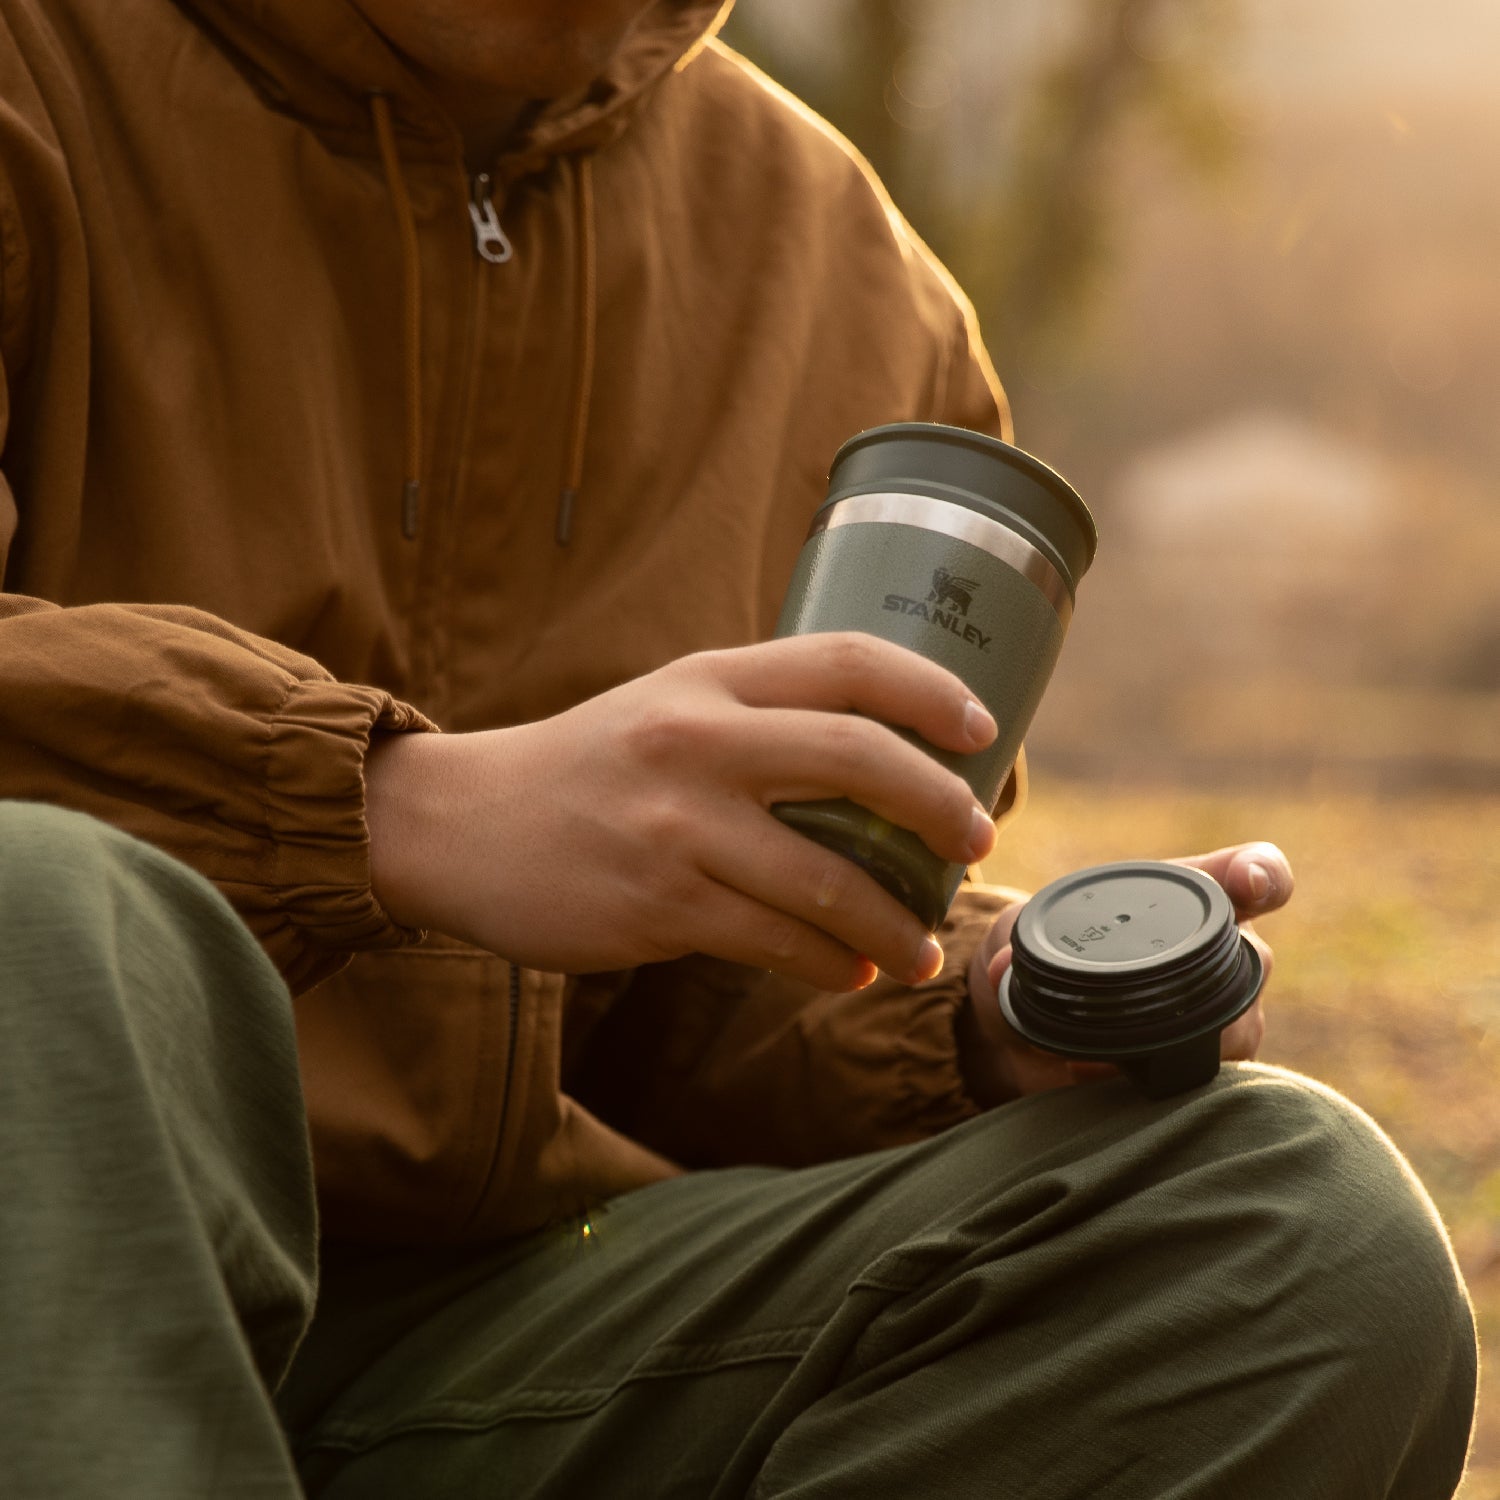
left=959, top=842, right=1292, bottom=1105
left=365, top=634, right=1001, bottom=988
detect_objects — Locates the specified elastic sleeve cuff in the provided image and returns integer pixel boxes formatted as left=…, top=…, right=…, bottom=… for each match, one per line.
left=260, top=677, right=437, bottom=985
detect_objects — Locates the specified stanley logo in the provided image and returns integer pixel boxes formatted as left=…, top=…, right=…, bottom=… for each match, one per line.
left=927, top=567, right=978, bottom=617
left=882, top=567, right=992, bottom=651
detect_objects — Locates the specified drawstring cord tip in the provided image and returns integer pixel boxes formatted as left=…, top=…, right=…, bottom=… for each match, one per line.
left=555, top=155, right=595, bottom=551
left=371, top=94, right=427, bottom=546
left=555, top=487, right=577, bottom=546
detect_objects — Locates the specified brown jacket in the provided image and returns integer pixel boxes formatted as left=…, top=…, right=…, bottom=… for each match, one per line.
left=0, top=0, right=1019, bottom=1241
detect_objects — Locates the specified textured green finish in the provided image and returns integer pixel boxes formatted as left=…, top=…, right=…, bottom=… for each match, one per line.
left=773, top=519, right=1066, bottom=928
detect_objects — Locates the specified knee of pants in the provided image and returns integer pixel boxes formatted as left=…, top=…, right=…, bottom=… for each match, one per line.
left=1, top=801, right=155, bottom=961
left=0, top=798, right=167, bottom=911
left=943, top=1065, right=1476, bottom=1403
left=1183, top=1064, right=1458, bottom=1261
left=0, top=796, right=306, bottom=1179
left=3, top=788, right=122, bottom=844
left=0, top=801, right=317, bottom=1387
left=909, top=1068, right=1478, bottom=1484
left=1152, top=1065, right=1476, bottom=1403
left=0, top=798, right=280, bottom=1020
left=0, top=792, right=242, bottom=909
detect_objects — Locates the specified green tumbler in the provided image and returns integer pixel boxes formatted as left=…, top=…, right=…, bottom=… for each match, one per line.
left=772, top=422, right=1097, bottom=928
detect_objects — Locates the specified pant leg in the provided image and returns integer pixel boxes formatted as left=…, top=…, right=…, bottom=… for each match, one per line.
left=0, top=801, right=317, bottom=1499
left=282, top=1064, right=1476, bottom=1500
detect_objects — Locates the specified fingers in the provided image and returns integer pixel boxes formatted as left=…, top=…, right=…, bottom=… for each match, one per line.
left=1064, top=1060, right=1121, bottom=1083
left=985, top=901, right=1023, bottom=958
left=699, top=809, right=946, bottom=986
left=984, top=940, right=1014, bottom=997
left=1239, top=918, right=1274, bottom=987
left=1219, top=997, right=1265, bottom=1061
left=1224, top=921, right=1272, bottom=1064
left=634, top=638, right=997, bottom=870
left=741, top=706, right=996, bottom=865
left=966, top=901, right=1022, bottom=1011
left=679, top=871, right=918, bottom=993
left=1174, top=841, right=1294, bottom=920
left=703, top=634, right=998, bottom=756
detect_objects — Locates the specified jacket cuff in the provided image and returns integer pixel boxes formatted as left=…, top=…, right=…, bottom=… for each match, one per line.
left=263, top=676, right=437, bottom=963
left=881, top=882, right=1027, bottom=1133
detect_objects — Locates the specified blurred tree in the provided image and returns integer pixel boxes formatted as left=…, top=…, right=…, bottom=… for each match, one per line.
left=722, top=0, right=1241, bottom=374
left=981, top=0, right=1240, bottom=374
left=721, top=1, right=910, bottom=196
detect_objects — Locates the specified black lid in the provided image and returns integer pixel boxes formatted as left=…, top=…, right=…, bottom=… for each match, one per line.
left=999, top=861, right=1262, bottom=1058
left=824, top=423, right=1098, bottom=596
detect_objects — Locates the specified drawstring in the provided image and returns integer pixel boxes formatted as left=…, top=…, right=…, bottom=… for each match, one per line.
left=557, top=154, right=596, bottom=547
left=370, top=93, right=425, bottom=540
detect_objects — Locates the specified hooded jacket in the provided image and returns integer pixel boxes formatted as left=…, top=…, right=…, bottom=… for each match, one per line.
left=0, top=0, right=1020, bottom=1241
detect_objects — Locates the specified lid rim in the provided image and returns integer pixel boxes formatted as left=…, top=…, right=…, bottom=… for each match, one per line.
left=826, top=422, right=1098, bottom=578
left=1014, top=860, right=1235, bottom=979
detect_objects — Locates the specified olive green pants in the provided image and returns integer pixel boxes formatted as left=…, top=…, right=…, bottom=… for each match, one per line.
left=0, top=801, right=1478, bottom=1498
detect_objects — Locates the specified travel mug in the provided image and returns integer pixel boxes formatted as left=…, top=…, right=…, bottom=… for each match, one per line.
left=772, top=422, right=1097, bottom=928
left=997, top=860, right=1264, bottom=1098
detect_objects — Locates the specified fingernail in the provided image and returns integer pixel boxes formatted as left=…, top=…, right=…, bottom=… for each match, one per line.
left=1246, top=861, right=1271, bottom=904
left=964, top=699, right=997, bottom=747
left=913, top=935, right=943, bottom=983
left=967, top=805, right=996, bottom=862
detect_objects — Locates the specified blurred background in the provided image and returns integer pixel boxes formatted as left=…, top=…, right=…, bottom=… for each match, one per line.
left=723, top=0, right=1500, bottom=1487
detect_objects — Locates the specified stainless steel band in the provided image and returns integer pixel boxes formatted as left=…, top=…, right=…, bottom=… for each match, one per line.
left=808, top=491, right=1075, bottom=627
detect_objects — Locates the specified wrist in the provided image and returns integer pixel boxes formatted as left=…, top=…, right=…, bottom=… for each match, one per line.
left=365, top=728, right=446, bottom=930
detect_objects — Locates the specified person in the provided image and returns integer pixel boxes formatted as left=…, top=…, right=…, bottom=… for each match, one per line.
left=0, top=0, right=1476, bottom=1494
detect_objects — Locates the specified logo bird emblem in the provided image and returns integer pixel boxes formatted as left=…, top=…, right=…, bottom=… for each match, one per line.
left=926, top=567, right=981, bottom=617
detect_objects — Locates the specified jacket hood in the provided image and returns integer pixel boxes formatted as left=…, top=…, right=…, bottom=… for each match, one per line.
left=177, top=0, right=732, bottom=166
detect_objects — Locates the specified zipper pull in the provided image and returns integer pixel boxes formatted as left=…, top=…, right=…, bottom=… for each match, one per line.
left=469, top=173, right=514, bottom=264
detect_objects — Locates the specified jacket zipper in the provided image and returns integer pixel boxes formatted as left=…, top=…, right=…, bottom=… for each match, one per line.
left=414, top=171, right=508, bottom=707
left=460, top=181, right=519, bottom=1181
left=450, top=184, right=520, bottom=1226
left=469, top=173, right=514, bottom=263
left=460, top=960, right=524, bottom=1238
left=494, top=962, right=523, bottom=1182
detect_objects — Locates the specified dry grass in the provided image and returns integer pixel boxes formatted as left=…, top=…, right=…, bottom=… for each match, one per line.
left=980, top=782, right=1500, bottom=1496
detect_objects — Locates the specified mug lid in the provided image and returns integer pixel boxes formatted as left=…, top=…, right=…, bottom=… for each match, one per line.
left=999, top=861, right=1262, bottom=1056
left=1017, top=861, right=1232, bottom=975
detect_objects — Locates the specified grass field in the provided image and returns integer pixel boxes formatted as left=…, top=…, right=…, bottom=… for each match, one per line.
left=979, top=782, right=1500, bottom=1495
